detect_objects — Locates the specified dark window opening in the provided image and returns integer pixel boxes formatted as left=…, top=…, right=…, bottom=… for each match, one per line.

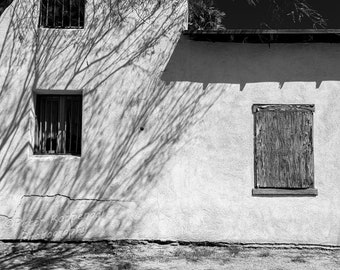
left=34, top=95, right=82, bottom=156
left=39, top=0, right=85, bottom=28
left=252, top=104, right=317, bottom=196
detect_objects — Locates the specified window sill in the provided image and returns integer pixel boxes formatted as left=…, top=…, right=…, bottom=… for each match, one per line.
left=252, top=188, right=318, bottom=197
left=30, top=155, right=81, bottom=160
left=39, top=26, right=84, bottom=30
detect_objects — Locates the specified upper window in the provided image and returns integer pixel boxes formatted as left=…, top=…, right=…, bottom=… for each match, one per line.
left=252, top=104, right=317, bottom=196
left=34, top=94, right=82, bottom=156
left=39, top=0, right=85, bottom=28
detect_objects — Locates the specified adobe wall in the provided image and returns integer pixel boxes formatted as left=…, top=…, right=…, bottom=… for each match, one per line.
left=0, top=0, right=340, bottom=245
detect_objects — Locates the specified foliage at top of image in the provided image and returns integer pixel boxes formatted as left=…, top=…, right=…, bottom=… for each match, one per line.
left=1, top=0, right=326, bottom=30
left=188, top=0, right=226, bottom=31
left=267, top=0, right=326, bottom=29
left=188, top=0, right=327, bottom=31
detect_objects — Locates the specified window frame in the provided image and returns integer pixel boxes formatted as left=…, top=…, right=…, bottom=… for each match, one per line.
left=252, top=104, right=318, bottom=197
left=34, top=92, right=83, bottom=157
left=38, top=0, right=86, bottom=29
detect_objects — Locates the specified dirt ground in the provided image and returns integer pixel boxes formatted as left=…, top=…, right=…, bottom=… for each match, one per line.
left=0, top=241, right=340, bottom=270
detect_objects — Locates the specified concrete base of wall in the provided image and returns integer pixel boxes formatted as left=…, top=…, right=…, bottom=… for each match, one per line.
left=1, top=240, right=340, bottom=269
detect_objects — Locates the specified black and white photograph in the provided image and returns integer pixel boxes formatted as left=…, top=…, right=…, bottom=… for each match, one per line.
left=0, top=0, right=340, bottom=269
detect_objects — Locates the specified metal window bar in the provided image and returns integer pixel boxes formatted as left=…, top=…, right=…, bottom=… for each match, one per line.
left=61, top=0, right=64, bottom=27
left=75, top=100, right=79, bottom=154
left=78, top=0, right=80, bottom=27
left=43, top=98, right=47, bottom=153
left=38, top=0, right=45, bottom=27
left=45, top=0, right=49, bottom=26
left=53, top=0, right=56, bottom=27
left=34, top=111, right=39, bottom=153
left=69, top=0, right=72, bottom=27
left=50, top=100, right=53, bottom=153
left=64, top=110, right=67, bottom=154
left=69, top=100, right=73, bottom=153
left=39, top=121, right=42, bottom=153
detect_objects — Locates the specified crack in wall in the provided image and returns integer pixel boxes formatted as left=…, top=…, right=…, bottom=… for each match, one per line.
left=22, top=194, right=132, bottom=202
left=0, top=193, right=132, bottom=220
left=1, top=239, right=340, bottom=249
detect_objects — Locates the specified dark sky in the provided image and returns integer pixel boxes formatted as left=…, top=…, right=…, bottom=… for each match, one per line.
left=193, top=0, right=340, bottom=29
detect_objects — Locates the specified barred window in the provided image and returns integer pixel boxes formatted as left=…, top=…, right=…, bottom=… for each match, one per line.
left=34, top=95, right=82, bottom=156
left=39, top=0, right=85, bottom=28
left=252, top=104, right=317, bottom=196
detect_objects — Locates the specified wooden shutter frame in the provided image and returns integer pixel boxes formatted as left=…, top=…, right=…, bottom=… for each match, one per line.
left=252, top=104, right=318, bottom=197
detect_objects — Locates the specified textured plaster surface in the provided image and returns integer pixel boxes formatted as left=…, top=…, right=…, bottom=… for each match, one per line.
left=0, top=0, right=340, bottom=245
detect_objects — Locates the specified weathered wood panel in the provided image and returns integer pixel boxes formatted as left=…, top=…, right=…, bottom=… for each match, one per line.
left=254, top=104, right=314, bottom=188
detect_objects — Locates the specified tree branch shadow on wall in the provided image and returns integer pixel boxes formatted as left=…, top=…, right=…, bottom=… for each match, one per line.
left=0, top=0, right=223, bottom=268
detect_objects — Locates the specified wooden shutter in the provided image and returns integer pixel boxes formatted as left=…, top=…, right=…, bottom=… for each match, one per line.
left=253, top=104, right=314, bottom=189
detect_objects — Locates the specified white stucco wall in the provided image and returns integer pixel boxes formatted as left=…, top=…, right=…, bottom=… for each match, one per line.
left=0, top=0, right=340, bottom=245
